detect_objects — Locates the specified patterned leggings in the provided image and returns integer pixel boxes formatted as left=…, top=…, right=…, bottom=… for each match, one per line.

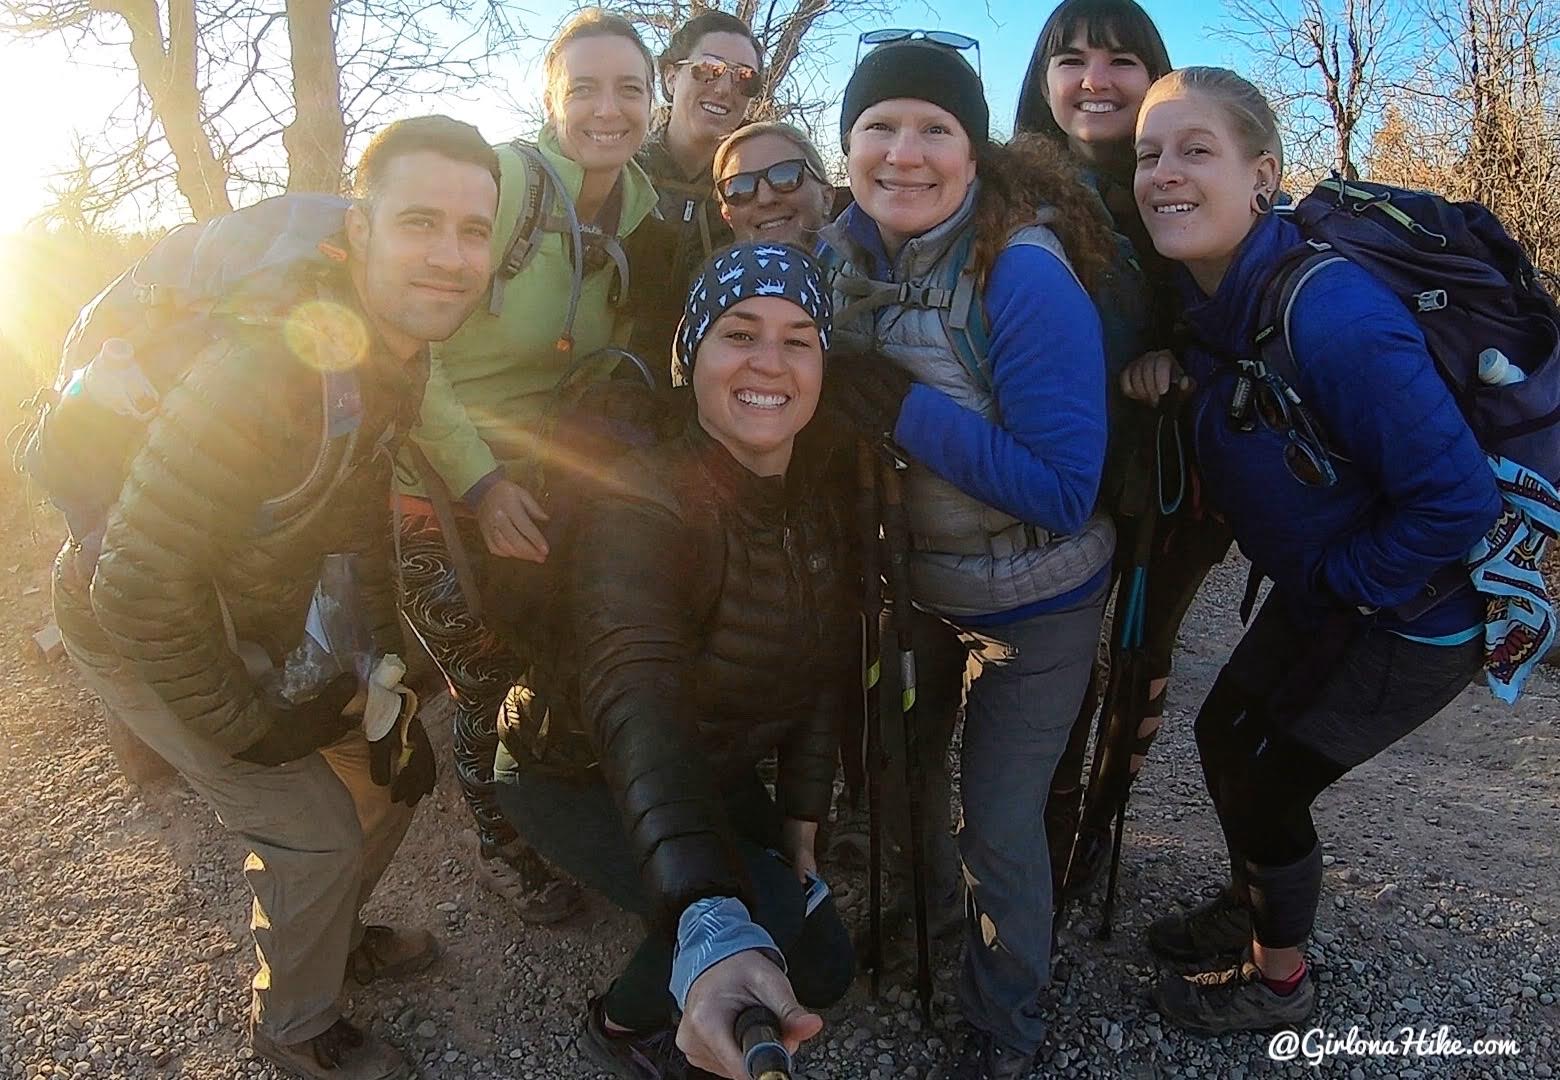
left=397, top=508, right=522, bottom=852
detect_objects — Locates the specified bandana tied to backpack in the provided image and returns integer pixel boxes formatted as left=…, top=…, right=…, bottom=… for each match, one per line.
left=1470, top=456, right=1560, bottom=703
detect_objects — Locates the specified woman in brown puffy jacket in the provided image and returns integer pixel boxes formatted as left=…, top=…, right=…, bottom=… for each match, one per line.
left=491, top=242, right=855, bottom=1080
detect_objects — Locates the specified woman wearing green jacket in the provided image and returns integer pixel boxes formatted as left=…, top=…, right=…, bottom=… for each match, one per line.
left=397, top=8, right=660, bottom=923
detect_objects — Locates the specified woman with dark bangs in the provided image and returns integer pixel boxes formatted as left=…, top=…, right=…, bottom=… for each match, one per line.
left=1016, top=0, right=1235, bottom=900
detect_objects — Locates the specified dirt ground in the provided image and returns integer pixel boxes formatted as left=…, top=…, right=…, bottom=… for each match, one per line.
left=1, top=497, right=1557, bottom=1080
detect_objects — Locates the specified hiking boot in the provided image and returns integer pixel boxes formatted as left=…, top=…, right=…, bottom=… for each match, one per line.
left=948, top=1026, right=1034, bottom=1080
left=250, top=1017, right=410, bottom=1080
left=1146, top=888, right=1252, bottom=964
left=347, top=924, right=440, bottom=985
left=1154, top=956, right=1317, bottom=1035
left=469, top=831, right=583, bottom=925
left=579, top=996, right=689, bottom=1079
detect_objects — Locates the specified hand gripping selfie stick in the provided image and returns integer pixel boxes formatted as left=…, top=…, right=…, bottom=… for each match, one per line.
left=734, top=1006, right=792, bottom=1080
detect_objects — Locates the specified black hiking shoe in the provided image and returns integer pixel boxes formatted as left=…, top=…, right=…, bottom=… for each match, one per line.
left=1146, top=888, right=1252, bottom=964
left=948, top=1026, right=1034, bottom=1080
left=1154, top=957, right=1317, bottom=1035
left=579, top=997, right=689, bottom=1080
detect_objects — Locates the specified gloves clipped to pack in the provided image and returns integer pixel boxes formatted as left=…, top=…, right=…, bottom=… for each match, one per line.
left=362, top=655, right=436, bottom=808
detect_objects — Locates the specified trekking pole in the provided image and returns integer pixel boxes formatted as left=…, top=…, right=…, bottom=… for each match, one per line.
left=734, top=1005, right=792, bottom=1080
left=877, top=453, right=933, bottom=1025
left=856, top=441, right=885, bottom=999
left=1089, top=385, right=1186, bottom=941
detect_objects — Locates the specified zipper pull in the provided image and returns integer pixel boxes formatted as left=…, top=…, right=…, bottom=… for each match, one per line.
left=683, top=199, right=695, bottom=223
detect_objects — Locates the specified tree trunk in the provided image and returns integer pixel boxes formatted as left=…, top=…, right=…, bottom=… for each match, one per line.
left=282, top=0, right=346, bottom=193
left=93, top=0, right=234, bottom=219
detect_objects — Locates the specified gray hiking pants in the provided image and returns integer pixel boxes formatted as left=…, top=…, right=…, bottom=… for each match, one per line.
left=61, top=620, right=414, bottom=1044
left=949, top=586, right=1107, bottom=1056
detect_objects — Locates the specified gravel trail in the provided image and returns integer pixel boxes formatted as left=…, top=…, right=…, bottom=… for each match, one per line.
left=2, top=505, right=1556, bottom=1079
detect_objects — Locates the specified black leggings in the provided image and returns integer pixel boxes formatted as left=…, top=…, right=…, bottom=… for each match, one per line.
left=1194, top=597, right=1482, bottom=947
left=492, top=758, right=855, bottom=1033
left=397, top=509, right=523, bottom=852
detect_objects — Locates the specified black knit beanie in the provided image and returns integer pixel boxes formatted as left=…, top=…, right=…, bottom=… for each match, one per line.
left=840, top=40, right=989, bottom=153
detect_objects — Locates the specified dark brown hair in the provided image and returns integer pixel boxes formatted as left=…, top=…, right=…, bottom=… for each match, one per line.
left=354, top=115, right=500, bottom=204
left=1014, top=0, right=1173, bottom=143
left=970, top=133, right=1116, bottom=293
left=657, top=10, right=763, bottom=98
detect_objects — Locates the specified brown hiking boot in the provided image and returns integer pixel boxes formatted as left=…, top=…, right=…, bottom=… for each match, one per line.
left=250, top=1017, right=410, bottom=1080
left=347, top=924, right=440, bottom=984
left=469, top=831, right=584, bottom=925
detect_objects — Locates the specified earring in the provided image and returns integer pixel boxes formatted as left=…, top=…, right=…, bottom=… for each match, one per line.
left=1254, top=192, right=1273, bottom=214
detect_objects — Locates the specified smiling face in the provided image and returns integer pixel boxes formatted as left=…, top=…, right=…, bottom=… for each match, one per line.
left=846, top=99, right=977, bottom=256
left=548, top=34, right=652, bottom=176
left=692, top=295, right=824, bottom=477
left=717, top=133, right=832, bottom=246
left=1046, top=29, right=1152, bottom=160
left=665, top=31, right=759, bottom=154
left=346, top=149, right=498, bottom=359
left=1134, top=89, right=1278, bottom=294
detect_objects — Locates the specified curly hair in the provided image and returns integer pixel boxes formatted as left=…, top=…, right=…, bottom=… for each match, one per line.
left=969, top=133, right=1117, bottom=294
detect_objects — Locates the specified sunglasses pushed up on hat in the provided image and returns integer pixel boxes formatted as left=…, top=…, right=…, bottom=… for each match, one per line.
left=717, top=158, right=827, bottom=205
left=672, top=57, right=762, bottom=98
left=855, top=28, right=981, bottom=73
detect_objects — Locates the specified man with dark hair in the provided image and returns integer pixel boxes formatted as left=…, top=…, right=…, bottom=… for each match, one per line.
left=51, top=115, right=499, bottom=1080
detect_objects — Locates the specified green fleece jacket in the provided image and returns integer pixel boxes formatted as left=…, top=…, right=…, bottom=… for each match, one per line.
left=399, top=127, right=659, bottom=501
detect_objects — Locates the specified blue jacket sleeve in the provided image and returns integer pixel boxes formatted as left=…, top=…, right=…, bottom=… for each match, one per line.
left=1289, top=264, right=1501, bottom=609
left=891, top=244, right=1107, bottom=534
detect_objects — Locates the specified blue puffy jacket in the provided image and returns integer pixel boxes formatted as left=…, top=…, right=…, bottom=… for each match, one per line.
left=1177, top=212, right=1502, bottom=639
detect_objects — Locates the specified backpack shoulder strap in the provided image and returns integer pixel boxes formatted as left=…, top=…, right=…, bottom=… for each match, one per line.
left=489, top=141, right=552, bottom=316
left=1253, top=240, right=1347, bottom=389
left=943, top=219, right=1078, bottom=397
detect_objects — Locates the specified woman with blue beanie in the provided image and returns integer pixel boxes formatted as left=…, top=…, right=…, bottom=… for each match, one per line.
left=821, top=31, right=1118, bottom=1079
left=1126, top=67, right=1500, bottom=1033
left=491, top=242, right=855, bottom=1079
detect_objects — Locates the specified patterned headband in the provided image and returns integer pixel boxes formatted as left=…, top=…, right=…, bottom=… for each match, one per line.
left=675, top=242, right=833, bottom=373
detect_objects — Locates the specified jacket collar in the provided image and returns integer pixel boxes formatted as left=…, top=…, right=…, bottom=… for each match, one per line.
left=533, top=124, right=660, bottom=238
left=684, top=415, right=790, bottom=513
left=1179, top=210, right=1301, bottom=360
left=821, top=180, right=982, bottom=282
left=639, top=124, right=715, bottom=191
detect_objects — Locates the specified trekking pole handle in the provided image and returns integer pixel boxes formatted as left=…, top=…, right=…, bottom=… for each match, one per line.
left=734, top=1005, right=792, bottom=1080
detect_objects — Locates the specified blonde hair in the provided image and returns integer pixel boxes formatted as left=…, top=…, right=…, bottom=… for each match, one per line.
left=712, top=122, right=830, bottom=185
left=543, top=9, right=655, bottom=123
left=1143, top=66, right=1284, bottom=177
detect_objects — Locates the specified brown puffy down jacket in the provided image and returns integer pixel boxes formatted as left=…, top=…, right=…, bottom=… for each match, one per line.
left=512, top=420, right=858, bottom=932
left=54, top=304, right=427, bottom=756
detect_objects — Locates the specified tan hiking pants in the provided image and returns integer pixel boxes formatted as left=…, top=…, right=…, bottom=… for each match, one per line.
left=62, top=627, right=414, bottom=1044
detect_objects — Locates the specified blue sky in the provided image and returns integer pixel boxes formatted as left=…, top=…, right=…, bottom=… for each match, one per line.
left=0, top=0, right=1245, bottom=231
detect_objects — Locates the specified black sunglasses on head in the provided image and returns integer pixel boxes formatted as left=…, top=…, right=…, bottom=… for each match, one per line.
left=855, top=28, right=982, bottom=73
left=717, top=158, right=826, bottom=204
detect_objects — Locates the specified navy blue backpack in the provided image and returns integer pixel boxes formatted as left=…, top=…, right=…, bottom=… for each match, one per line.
left=1259, top=177, right=1560, bottom=482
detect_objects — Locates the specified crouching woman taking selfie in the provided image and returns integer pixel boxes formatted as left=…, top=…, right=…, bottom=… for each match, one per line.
left=491, top=243, right=856, bottom=1080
